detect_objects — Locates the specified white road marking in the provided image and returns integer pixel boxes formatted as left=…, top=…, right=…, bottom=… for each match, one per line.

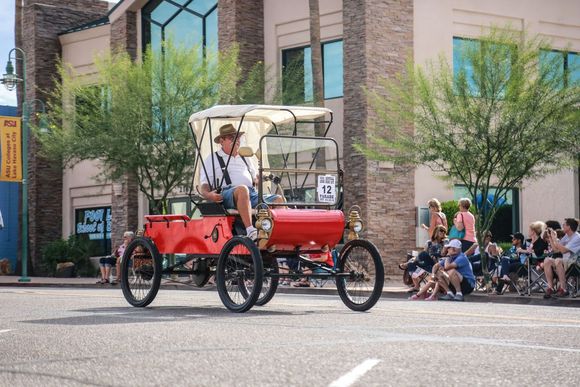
left=329, top=358, right=381, bottom=387
left=0, top=329, right=13, bottom=334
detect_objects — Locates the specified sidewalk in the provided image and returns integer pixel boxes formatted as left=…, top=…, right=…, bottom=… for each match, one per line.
left=0, top=275, right=578, bottom=307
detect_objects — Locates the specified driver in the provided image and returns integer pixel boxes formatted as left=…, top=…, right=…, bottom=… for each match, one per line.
left=199, top=124, right=282, bottom=240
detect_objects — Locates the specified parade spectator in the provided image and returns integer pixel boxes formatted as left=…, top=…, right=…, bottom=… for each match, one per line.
left=421, top=198, right=447, bottom=237
left=495, top=232, right=528, bottom=294
left=543, top=218, right=580, bottom=298
left=433, top=239, right=476, bottom=301
left=403, top=225, right=448, bottom=292
left=97, top=231, right=134, bottom=285
left=454, top=198, right=476, bottom=252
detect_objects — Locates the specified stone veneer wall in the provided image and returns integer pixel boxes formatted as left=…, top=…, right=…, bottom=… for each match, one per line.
left=18, top=0, right=109, bottom=273
left=218, top=0, right=264, bottom=98
left=110, top=10, right=139, bottom=251
left=343, top=0, right=416, bottom=275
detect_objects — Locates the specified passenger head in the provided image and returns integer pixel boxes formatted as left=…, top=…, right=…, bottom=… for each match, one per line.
left=511, top=232, right=525, bottom=247
left=444, top=239, right=462, bottom=256
left=483, top=230, right=493, bottom=244
left=545, top=220, right=561, bottom=230
left=458, top=198, right=471, bottom=211
left=431, top=224, right=447, bottom=241
left=529, top=221, right=546, bottom=238
left=563, top=218, right=579, bottom=233
left=123, top=231, right=134, bottom=245
left=427, top=198, right=442, bottom=212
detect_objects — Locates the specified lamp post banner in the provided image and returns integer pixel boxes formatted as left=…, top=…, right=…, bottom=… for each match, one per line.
left=0, top=116, right=22, bottom=182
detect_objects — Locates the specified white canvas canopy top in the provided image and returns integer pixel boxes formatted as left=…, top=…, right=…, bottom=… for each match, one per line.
left=189, top=105, right=333, bottom=191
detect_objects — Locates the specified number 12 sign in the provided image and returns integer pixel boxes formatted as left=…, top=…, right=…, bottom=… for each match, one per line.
left=317, top=175, right=336, bottom=203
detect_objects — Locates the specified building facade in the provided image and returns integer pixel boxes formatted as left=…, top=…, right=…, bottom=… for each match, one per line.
left=14, top=0, right=580, bottom=275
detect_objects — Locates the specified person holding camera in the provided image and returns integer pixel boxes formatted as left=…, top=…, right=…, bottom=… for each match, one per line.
left=403, top=225, right=448, bottom=293
left=543, top=218, right=580, bottom=298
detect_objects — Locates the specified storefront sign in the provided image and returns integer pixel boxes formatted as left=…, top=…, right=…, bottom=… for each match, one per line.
left=0, top=116, right=22, bottom=182
left=75, top=207, right=112, bottom=241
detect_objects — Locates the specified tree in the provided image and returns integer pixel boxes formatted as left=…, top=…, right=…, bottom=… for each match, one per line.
left=359, top=27, right=580, bottom=283
left=308, top=0, right=326, bottom=167
left=35, top=41, right=266, bottom=214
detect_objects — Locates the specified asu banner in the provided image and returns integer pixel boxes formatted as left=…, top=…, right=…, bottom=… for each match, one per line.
left=0, top=116, right=22, bottom=182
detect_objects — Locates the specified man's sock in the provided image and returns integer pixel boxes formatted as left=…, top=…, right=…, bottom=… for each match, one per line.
left=447, top=291, right=454, bottom=297
left=456, top=292, right=463, bottom=296
left=246, top=226, right=257, bottom=235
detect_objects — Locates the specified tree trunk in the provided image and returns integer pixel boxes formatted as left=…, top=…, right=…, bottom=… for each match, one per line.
left=309, top=0, right=326, bottom=167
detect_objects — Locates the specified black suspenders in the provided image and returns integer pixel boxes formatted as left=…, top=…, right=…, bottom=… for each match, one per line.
left=215, top=152, right=250, bottom=188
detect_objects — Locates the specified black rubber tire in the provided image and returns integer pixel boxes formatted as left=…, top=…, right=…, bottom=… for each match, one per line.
left=190, top=258, right=211, bottom=288
left=254, top=257, right=279, bottom=306
left=216, top=236, right=263, bottom=313
left=120, top=237, right=163, bottom=307
left=336, top=239, right=384, bottom=312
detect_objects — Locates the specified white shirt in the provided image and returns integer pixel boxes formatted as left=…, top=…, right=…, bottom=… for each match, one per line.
left=200, top=148, right=257, bottom=189
left=0, top=209, right=3, bottom=229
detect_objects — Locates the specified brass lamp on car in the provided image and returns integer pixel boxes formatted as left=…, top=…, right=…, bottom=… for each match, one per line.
left=347, top=206, right=364, bottom=240
left=255, top=208, right=274, bottom=249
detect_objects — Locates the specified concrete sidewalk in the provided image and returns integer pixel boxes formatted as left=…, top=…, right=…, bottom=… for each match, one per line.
left=0, top=275, right=578, bottom=307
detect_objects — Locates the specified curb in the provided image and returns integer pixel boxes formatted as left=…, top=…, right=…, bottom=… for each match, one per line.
left=1, top=280, right=578, bottom=307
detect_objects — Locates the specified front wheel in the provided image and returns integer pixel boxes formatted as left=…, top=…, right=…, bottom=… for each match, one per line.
left=216, top=236, right=263, bottom=313
left=336, top=239, right=384, bottom=312
left=120, top=237, right=163, bottom=307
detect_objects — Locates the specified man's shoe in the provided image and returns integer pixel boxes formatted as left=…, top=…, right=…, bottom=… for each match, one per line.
left=454, top=294, right=464, bottom=301
left=543, top=287, right=553, bottom=299
left=439, top=293, right=455, bottom=301
left=555, top=288, right=569, bottom=298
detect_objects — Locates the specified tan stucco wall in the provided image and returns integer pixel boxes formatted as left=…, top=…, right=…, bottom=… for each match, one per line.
left=59, top=24, right=113, bottom=238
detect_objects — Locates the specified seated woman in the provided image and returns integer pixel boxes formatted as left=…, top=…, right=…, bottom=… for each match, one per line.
left=402, top=225, right=448, bottom=293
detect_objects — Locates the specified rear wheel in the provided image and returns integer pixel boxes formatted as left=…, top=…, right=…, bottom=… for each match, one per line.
left=216, top=236, right=263, bottom=313
left=336, top=239, right=384, bottom=312
left=120, top=237, right=162, bottom=307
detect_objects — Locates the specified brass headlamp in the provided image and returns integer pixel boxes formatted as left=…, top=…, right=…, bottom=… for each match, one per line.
left=255, top=207, right=274, bottom=249
left=347, top=205, right=364, bottom=240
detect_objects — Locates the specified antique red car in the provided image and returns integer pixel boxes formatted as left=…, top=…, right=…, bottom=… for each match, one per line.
left=120, top=105, right=384, bottom=312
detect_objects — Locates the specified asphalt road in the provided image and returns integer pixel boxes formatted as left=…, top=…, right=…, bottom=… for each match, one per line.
left=0, top=287, right=579, bottom=386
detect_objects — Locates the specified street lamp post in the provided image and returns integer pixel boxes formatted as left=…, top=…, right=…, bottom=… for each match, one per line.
left=1, top=47, right=31, bottom=282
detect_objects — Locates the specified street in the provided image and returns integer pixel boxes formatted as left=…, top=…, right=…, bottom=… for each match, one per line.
left=0, top=287, right=579, bottom=386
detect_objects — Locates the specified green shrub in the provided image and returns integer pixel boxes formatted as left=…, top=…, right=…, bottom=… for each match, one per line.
left=40, top=236, right=98, bottom=277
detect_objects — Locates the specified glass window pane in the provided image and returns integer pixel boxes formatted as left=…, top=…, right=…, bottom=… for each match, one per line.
left=453, top=37, right=480, bottom=96
left=165, top=10, right=202, bottom=51
left=151, top=1, right=180, bottom=25
left=150, top=23, right=162, bottom=53
left=188, top=0, right=217, bottom=15
left=303, top=47, right=313, bottom=102
left=568, top=52, right=580, bottom=87
left=539, top=50, right=564, bottom=89
left=323, top=40, right=343, bottom=98
left=205, top=7, right=218, bottom=54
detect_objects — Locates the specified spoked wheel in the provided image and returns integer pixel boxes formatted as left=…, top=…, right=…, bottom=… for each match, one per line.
left=243, top=256, right=279, bottom=306
left=120, top=237, right=163, bottom=307
left=336, top=239, right=384, bottom=312
left=216, top=236, right=263, bottom=313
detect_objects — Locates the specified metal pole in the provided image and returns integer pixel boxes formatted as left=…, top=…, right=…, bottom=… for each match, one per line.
left=6, top=47, right=30, bottom=282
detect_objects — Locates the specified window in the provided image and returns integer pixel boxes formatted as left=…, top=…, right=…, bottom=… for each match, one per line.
left=539, top=49, right=580, bottom=88
left=453, top=185, right=519, bottom=243
left=75, top=207, right=112, bottom=256
left=282, top=40, right=344, bottom=104
left=453, top=37, right=512, bottom=97
left=142, top=0, right=218, bottom=57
